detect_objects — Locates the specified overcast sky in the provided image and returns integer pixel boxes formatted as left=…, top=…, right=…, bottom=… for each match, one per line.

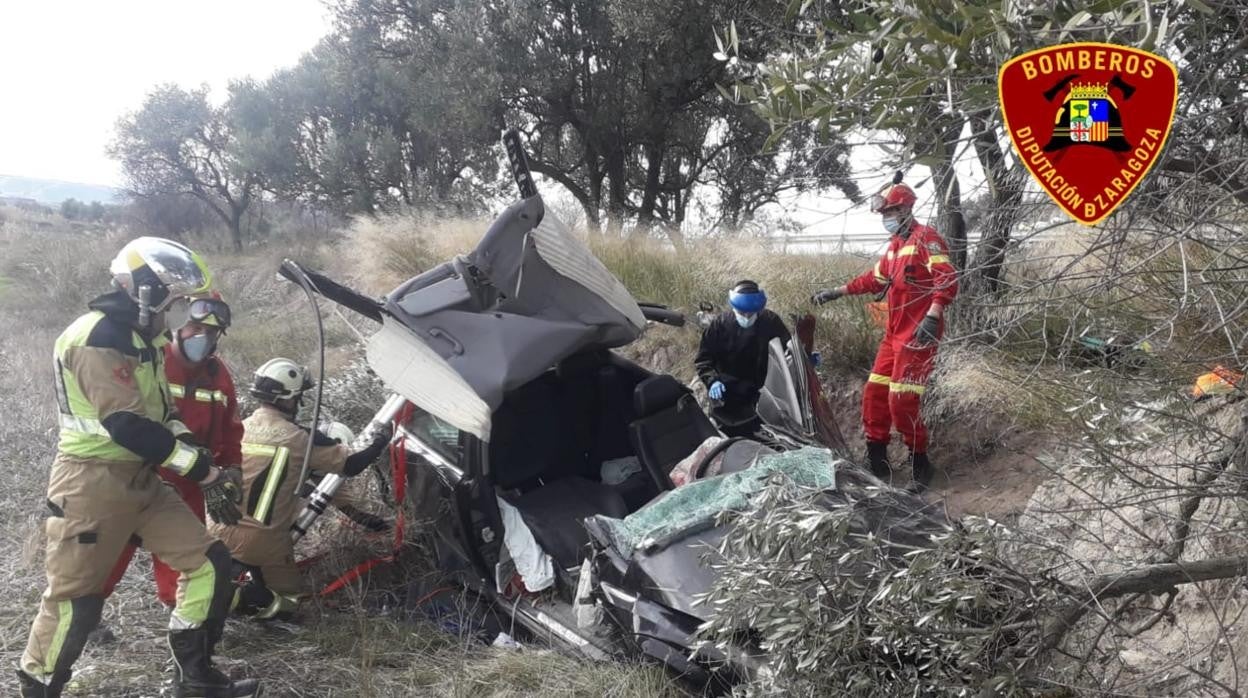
left=0, top=0, right=332, bottom=186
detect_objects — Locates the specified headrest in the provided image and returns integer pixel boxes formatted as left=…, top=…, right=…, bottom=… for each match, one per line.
left=633, top=375, right=690, bottom=417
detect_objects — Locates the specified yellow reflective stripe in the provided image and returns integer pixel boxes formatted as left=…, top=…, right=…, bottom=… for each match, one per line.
left=252, top=446, right=290, bottom=525
left=171, top=383, right=227, bottom=403
left=897, top=245, right=917, bottom=257
left=928, top=254, right=950, bottom=265
left=242, top=443, right=277, bottom=457
left=868, top=373, right=892, bottom=385
left=889, top=382, right=927, bottom=395
left=162, top=440, right=199, bottom=476
left=172, top=559, right=216, bottom=627
left=58, top=413, right=109, bottom=436
left=192, top=389, right=227, bottom=403
left=873, top=261, right=885, bottom=282
left=886, top=249, right=895, bottom=260
left=257, top=594, right=300, bottom=619
left=44, top=600, right=73, bottom=674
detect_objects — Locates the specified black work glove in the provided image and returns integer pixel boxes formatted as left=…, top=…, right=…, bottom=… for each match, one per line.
left=912, top=315, right=941, bottom=347
left=811, top=288, right=844, bottom=305
left=202, top=467, right=244, bottom=526
left=372, top=422, right=395, bottom=449
left=342, top=423, right=396, bottom=477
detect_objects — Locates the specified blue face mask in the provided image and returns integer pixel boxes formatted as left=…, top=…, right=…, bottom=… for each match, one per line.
left=734, top=311, right=757, bottom=329
left=883, top=217, right=903, bottom=234
left=180, top=333, right=216, bottom=363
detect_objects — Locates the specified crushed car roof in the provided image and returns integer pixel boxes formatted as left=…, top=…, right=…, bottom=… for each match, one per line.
left=366, top=195, right=646, bottom=440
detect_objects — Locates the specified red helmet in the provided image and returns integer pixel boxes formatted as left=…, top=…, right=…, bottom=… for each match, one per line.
left=870, top=182, right=917, bottom=213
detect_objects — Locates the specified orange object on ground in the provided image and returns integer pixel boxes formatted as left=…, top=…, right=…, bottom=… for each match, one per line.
left=1192, top=366, right=1244, bottom=399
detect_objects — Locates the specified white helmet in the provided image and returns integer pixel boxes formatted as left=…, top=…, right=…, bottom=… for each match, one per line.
left=110, top=237, right=213, bottom=329
left=250, top=358, right=313, bottom=403
left=324, top=421, right=355, bottom=445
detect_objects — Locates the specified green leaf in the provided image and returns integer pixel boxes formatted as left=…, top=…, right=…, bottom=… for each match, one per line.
left=874, top=17, right=899, bottom=42
left=730, top=21, right=739, bottom=52
left=1185, top=0, right=1214, bottom=13
left=1063, top=10, right=1091, bottom=34
left=758, top=124, right=788, bottom=153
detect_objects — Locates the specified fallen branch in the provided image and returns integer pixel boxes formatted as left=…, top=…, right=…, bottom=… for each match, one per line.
left=1041, top=555, right=1248, bottom=653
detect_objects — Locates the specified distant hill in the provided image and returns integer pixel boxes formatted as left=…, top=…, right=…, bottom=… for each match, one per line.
left=0, top=174, right=122, bottom=205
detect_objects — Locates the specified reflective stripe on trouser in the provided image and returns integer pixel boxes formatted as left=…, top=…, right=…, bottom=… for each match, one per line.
left=22, top=455, right=223, bottom=679
left=862, top=336, right=938, bottom=452
left=232, top=561, right=302, bottom=618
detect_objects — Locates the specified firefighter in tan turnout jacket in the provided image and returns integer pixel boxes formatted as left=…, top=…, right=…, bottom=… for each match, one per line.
left=210, top=358, right=390, bottom=619
left=18, top=237, right=259, bottom=698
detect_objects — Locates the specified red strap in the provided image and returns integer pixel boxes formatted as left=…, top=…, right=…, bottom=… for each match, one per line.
left=316, top=401, right=414, bottom=598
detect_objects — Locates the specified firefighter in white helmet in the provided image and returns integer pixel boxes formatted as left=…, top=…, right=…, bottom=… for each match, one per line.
left=210, top=358, right=391, bottom=620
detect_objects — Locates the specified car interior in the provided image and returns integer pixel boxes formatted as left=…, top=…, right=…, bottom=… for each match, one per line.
left=486, top=350, right=721, bottom=572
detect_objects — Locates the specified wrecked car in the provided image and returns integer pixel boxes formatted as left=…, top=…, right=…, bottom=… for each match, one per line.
left=283, top=134, right=943, bottom=689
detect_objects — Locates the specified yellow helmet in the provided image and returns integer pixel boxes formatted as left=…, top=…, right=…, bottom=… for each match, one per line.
left=109, top=237, right=213, bottom=328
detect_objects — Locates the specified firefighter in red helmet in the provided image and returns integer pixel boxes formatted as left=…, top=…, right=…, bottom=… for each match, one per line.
left=811, top=174, right=958, bottom=491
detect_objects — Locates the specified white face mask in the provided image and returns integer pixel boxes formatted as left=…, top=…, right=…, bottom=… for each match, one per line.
left=180, top=333, right=216, bottom=363
left=734, top=310, right=757, bottom=329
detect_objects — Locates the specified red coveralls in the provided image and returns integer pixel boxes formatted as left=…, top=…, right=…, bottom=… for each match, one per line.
left=101, top=345, right=244, bottom=605
left=845, top=221, right=958, bottom=454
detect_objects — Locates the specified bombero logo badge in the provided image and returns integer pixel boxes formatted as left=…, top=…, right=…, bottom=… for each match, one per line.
left=999, top=42, right=1178, bottom=225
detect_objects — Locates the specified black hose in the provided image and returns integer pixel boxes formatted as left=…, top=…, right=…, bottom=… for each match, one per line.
left=279, top=259, right=327, bottom=497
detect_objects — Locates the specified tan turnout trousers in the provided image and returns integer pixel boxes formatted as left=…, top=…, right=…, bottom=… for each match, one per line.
left=22, top=455, right=219, bottom=678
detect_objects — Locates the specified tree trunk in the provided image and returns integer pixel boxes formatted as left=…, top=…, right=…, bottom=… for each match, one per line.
left=228, top=206, right=244, bottom=252
left=605, top=149, right=628, bottom=236
left=962, top=111, right=1024, bottom=298
left=933, top=161, right=967, bottom=270
left=633, top=141, right=665, bottom=239
left=964, top=168, right=1026, bottom=297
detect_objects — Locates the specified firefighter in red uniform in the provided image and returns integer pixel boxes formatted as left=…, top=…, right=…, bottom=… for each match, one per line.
left=101, top=292, right=242, bottom=605
left=812, top=175, right=958, bottom=491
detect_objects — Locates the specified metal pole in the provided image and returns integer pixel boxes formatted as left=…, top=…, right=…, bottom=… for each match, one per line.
left=290, top=393, right=408, bottom=542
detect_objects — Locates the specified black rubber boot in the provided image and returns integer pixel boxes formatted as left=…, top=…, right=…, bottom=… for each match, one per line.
left=169, top=628, right=261, bottom=698
left=866, top=441, right=891, bottom=481
left=909, top=452, right=934, bottom=493
left=16, top=670, right=70, bottom=698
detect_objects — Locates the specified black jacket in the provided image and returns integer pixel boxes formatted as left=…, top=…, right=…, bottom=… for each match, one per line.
left=695, top=309, right=791, bottom=410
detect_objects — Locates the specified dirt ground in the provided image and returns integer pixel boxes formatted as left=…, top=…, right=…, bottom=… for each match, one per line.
left=820, top=375, right=1052, bottom=521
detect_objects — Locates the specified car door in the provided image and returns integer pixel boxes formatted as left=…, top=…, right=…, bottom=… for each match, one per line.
left=757, top=338, right=815, bottom=437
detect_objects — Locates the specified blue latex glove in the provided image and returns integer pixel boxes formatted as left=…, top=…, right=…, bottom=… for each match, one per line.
left=709, top=381, right=726, bottom=400
left=809, top=352, right=821, bottom=368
